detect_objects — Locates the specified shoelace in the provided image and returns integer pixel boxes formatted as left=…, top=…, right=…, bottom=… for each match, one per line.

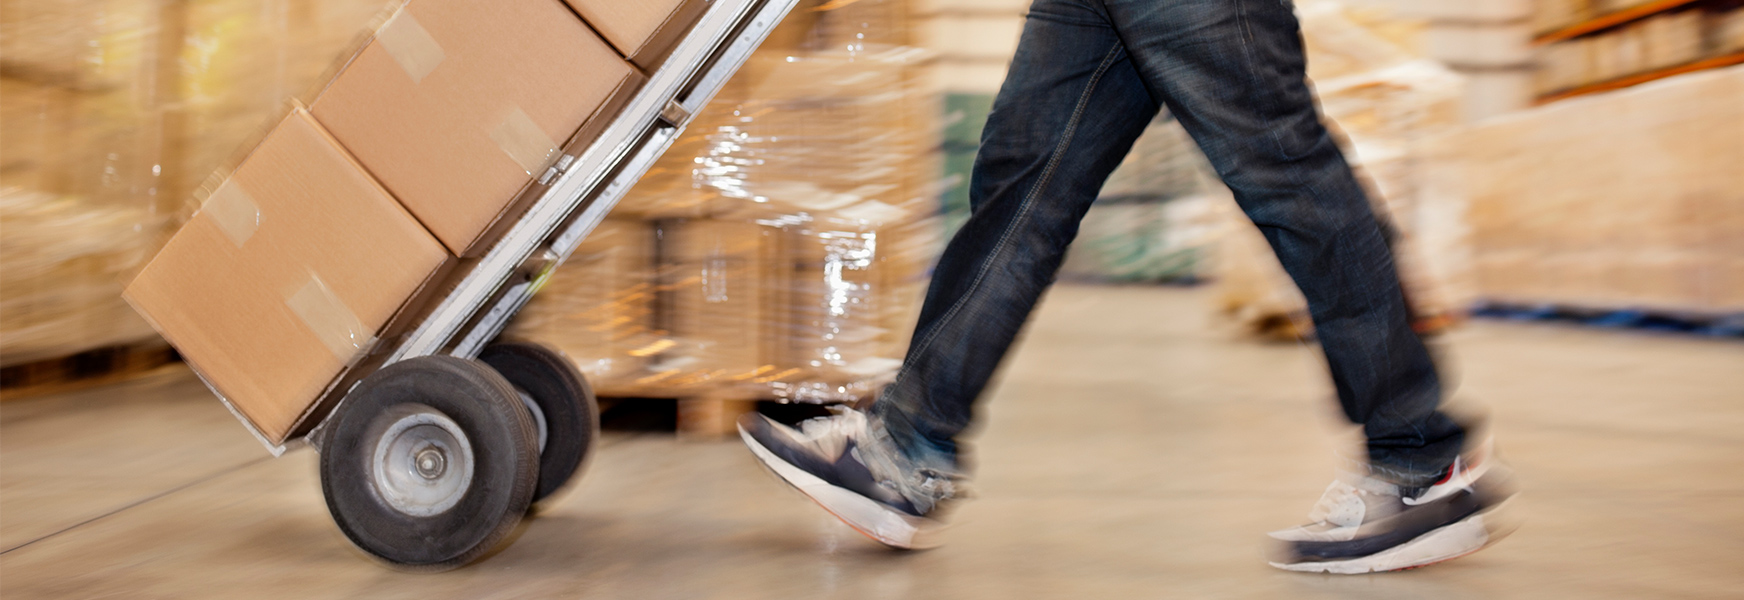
left=794, top=407, right=867, bottom=458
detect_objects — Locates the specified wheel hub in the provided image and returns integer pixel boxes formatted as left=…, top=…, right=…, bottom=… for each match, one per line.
left=371, top=407, right=474, bottom=517
left=414, top=447, right=447, bottom=479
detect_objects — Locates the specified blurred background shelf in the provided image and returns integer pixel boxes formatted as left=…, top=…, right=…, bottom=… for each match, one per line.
left=1536, top=50, right=1744, bottom=102
left=1532, top=0, right=1744, bottom=102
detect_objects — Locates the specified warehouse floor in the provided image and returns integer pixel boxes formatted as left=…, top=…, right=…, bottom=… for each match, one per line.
left=2, top=284, right=1741, bottom=599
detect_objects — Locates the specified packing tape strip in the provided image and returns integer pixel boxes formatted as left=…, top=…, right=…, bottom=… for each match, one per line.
left=377, top=10, right=444, bottom=84
left=491, top=106, right=562, bottom=176
left=205, top=181, right=261, bottom=248
left=286, top=273, right=372, bottom=363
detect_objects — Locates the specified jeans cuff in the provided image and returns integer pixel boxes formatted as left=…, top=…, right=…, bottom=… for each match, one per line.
left=1363, top=458, right=1453, bottom=489
left=869, top=401, right=961, bottom=475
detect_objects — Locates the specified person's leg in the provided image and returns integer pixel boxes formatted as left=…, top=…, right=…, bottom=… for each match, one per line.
left=871, top=0, right=1161, bottom=474
left=736, top=0, right=1162, bottom=548
left=1101, top=0, right=1463, bottom=486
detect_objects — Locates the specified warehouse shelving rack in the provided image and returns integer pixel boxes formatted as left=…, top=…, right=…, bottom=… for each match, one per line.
left=1532, top=0, right=1744, bottom=103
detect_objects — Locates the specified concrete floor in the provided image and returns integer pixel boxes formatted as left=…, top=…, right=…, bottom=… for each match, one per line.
left=2, top=284, right=1741, bottom=599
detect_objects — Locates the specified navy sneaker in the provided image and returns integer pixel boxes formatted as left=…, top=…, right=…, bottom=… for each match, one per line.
left=738, top=408, right=959, bottom=549
left=1268, top=445, right=1518, bottom=573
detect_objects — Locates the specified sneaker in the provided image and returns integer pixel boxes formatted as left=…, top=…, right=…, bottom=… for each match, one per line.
left=737, top=408, right=958, bottom=549
left=1267, top=449, right=1517, bottom=574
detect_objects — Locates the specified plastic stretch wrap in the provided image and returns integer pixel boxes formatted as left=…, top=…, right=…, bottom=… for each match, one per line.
left=1, top=0, right=392, bottom=366
left=508, top=0, right=939, bottom=403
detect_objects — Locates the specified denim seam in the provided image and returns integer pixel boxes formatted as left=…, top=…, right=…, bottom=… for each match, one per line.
left=1024, top=12, right=1108, bottom=27
left=886, top=41, right=1128, bottom=404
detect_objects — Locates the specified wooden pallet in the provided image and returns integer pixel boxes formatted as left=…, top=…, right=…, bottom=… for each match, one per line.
left=675, top=396, right=759, bottom=440
left=0, top=341, right=180, bottom=401
left=596, top=382, right=860, bottom=440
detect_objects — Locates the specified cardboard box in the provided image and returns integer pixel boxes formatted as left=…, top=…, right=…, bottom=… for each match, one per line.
left=657, top=219, right=780, bottom=384
left=124, top=109, right=449, bottom=444
left=311, top=0, right=639, bottom=256
left=561, top=0, right=706, bottom=70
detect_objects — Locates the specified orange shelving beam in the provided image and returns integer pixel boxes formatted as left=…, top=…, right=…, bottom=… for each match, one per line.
left=1536, top=51, right=1744, bottom=104
left=1534, top=0, right=1707, bottom=44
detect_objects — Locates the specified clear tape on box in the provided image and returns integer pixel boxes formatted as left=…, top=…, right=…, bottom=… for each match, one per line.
left=506, top=15, right=940, bottom=403
left=0, top=0, right=395, bottom=366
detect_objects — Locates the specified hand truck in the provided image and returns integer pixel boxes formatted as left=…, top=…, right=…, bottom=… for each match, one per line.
left=225, top=0, right=803, bottom=570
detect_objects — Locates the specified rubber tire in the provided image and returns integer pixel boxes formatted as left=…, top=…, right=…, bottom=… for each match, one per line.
left=479, top=341, right=598, bottom=510
left=319, top=355, right=538, bottom=571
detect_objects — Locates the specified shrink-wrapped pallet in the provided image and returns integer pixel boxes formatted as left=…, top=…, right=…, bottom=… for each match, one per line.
left=1440, top=65, right=1744, bottom=313
left=507, top=0, right=939, bottom=402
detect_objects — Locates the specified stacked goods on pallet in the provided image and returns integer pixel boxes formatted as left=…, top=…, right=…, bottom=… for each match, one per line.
left=0, top=191, right=162, bottom=367
left=1721, top=9, right=1744, bottom=54
left=1435, top=65, right=1744, bottom=315
left=1534, top=2, right=1744, bottom=99
left=125, top=0, right=686, bottom=444
left=1210, top=0, right=1469, bottom=340
left=1, top=1, right=169, bottom=368
left=1058, top=116, right=1220, bottom=283
left=507, top=0, right=938, bottom=404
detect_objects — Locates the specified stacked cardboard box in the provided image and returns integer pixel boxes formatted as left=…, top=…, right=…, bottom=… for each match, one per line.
left=1446, top=65, right=1744, bottom=313
left=124, top=0, right=698, bottom=443
left=507, top=0, right=938, bottom=403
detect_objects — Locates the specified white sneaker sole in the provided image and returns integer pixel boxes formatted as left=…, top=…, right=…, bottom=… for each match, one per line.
left=1269, top=501, right=1514, bottom=574
left=739, top=425, right=943, bottom=550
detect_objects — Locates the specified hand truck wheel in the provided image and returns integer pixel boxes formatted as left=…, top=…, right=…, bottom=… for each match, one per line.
left=319, top=355, right=538, bottom=570
left=479, top=341, right=599, bottom=512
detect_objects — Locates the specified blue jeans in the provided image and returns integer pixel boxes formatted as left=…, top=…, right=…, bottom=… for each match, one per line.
left=871, top=0, right=1465, bottom=487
